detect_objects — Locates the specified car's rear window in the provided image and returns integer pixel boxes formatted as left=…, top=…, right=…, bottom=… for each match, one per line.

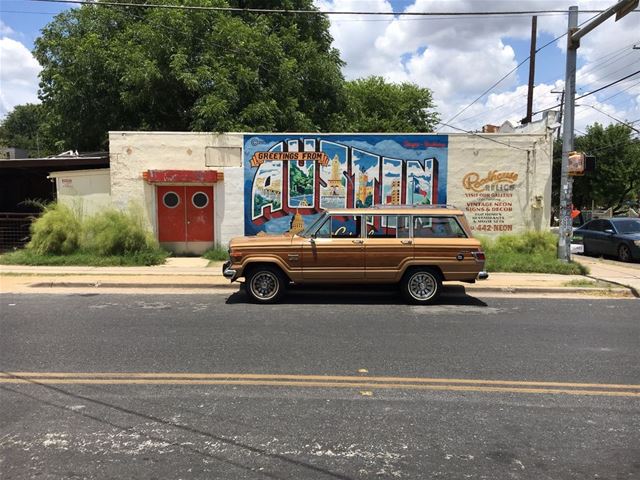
left=413, top=216, right=467, bottom=238
left=614, top=219, right=640, bottom=234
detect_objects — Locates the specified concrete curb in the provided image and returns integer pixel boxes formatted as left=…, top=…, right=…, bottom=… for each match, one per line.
left=585, top=275, right=640, bottom=298
left=24, top=281, right=636, bottom=297
left=463, top=286, right=635, bottom=297
left=29, top=282, right=236, bottom=289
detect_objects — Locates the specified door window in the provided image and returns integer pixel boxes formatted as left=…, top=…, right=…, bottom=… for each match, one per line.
left=331, top=216, right=362, bottom=238
left=365, top=215, right=411, bottom=238
left=191, top=191, right=209, bottom=208
left=162, top=191, right=180, bottom=208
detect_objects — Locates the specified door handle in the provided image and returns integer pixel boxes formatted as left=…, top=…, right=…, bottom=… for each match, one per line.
left=352, top=239, right=364, bottom=244
left=401, top=240, right=412, bottom=245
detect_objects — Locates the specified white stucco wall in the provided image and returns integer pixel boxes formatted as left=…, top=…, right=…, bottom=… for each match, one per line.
left=108, top=131, right=244, bottom=246
left=49, top=168, right=112, bottom=218
left=108, top=131, right=553, bottom=248
left=447, top=133, right=552, bottom=235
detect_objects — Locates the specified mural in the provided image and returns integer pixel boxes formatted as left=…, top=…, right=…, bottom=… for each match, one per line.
left=243, top=134, right=449, bottom=236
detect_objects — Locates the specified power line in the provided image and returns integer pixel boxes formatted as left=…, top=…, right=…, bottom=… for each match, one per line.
left=438, top=11, right=604, bottom=132
left=576, top=104, right=640, bottom=133
left=533, top=69, right=640, bottom=116
left=29, top=0, right=635, bottom=16
left=437, top=122, right=530, bottom=152
left=457, top=40, right=640, bottom=127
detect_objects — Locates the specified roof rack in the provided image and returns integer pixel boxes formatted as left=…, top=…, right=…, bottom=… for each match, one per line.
left=371, top=204, right=458, bottom=209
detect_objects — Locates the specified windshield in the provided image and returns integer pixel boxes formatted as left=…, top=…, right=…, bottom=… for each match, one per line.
left=299, top=212, right=328, bottom=238
left=614, top=219, right=640, bottom=234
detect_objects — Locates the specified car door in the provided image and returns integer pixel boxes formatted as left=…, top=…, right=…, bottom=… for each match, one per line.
left=301, top=214, right=365, bottom=281
left=363, top=214, right=413, bottom=281
left=600, top=219, right=618, bottom=256
left=589, top=219, right=612, bottom=255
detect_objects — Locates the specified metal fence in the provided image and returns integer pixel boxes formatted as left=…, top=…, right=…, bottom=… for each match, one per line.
left=0, top=213, right=37, bottom=252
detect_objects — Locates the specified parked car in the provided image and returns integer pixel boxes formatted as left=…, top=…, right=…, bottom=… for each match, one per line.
left=574, top=217, right=640, bottom=262
left=223, top=205, right=488, bottom=304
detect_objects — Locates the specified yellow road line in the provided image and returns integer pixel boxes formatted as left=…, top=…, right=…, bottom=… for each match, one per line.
left=1, top=377, right=639, bottom=397
left=3, top=372, right=640, bottom=390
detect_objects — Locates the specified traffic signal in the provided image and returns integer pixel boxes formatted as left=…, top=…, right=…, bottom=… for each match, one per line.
left=568, top=151, right=596, bottom=176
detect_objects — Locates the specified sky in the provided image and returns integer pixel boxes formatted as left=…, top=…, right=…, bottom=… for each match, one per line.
left=1, top=0, right=639, bottom=135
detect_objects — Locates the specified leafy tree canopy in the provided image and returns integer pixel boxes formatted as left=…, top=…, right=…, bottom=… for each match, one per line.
left=573, top=123, right=640, bottom=213
left=330, top=76, right=439, bottom=132
left=33, top=0, right=346, bottom=150
left=8, top=1, right=440, bottom=152
left=0, top=103, right=57, bottom=156
left=553, top=123, right=640, bottom=214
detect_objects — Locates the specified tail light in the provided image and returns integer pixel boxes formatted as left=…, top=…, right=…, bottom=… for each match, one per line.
left=472, top=251, right=486, bottom=262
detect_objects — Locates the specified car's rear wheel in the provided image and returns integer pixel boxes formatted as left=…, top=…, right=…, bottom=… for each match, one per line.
left=401, top=268, right=442, bottom=305
left=244, top=265, right=286, bottom=303
left=618, top=244, right=632, bottom=262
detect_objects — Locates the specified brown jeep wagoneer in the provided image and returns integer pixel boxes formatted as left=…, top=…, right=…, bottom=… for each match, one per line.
left=223, top=205, right=488, bottom=304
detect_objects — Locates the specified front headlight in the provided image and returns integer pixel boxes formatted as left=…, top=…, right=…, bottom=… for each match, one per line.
left=634, top=240, right=640, bottom=247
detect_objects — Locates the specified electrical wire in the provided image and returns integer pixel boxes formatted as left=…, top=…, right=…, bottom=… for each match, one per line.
left=456, top=40, right=640, bottom=127
left=437, top=11, right=604, bottom=132
left=29, top=0, right=628, bottom=16
left=532, top=69, right=640, bottom=116
left=437, top=123, right=530, bottom=152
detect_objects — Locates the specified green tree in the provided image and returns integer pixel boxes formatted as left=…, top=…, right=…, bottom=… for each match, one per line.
left=552, top=124, right=640, bottom=215
left=573, top=123, right=640, bottom=213
left=330, top=76, right=439, bottom=132
left=33, top=0, right=346, bottom=151
left=0, top=103, right=57, bottom=156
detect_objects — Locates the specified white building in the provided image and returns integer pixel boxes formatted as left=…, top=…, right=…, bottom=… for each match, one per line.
left=53, top=128, right=555, bottom=255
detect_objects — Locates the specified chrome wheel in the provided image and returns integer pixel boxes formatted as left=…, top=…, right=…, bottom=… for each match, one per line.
left=407, top=271, right=438, bottom=301
left=249, top=271, right=280, bottom=300
left=618, top=244, right=631, bottom=262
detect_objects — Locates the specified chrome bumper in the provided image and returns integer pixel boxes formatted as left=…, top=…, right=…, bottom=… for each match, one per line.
left=222, top=261, right=238, bottom=281
left=477, top=271, right=489, bottom=280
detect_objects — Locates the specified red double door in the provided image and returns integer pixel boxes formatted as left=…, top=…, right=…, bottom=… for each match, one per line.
left=157, top=186, right=214, bottom=242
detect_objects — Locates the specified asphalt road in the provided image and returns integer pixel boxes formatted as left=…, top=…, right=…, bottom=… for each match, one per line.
left=1, top=291, right=639, bottom=479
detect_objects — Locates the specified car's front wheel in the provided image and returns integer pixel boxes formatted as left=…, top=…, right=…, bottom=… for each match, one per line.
left=401, top=268, right=442, bottom=305
left=618, top=244, right=632, bottom=262
left=244, top=265, right=286, bottom=303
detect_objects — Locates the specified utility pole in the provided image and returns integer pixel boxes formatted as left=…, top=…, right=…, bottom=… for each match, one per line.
left=522, top=16, right=538, bottom=125
left=551, top=89, right=565, bottom=140
left=558, top=6, right=578, bottom=263
left=558, top=0, right=638, bottom=262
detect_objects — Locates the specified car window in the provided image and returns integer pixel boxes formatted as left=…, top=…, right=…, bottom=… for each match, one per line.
left=331, top=215, right=362, bottom=238
left=615, top=219, right=640, bottom=234
left=365, top=215, right=410, bottom=238
left=589, top=220, right=606, bottom=231
left=314, top=218, right=331, bottom=238
left=413, top=216, right=467, bottom=238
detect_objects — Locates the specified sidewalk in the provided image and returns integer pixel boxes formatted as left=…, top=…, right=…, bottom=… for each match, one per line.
left=1, top=257, right=636, bottom=297
left=573, top=254, right=640, bottom=296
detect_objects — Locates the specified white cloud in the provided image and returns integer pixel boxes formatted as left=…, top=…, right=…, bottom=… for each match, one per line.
left=315, top=0, right=640, bottom=134
left=0, top=37, right=42, bottom=117
left=0, top=20, right=15, bottom=37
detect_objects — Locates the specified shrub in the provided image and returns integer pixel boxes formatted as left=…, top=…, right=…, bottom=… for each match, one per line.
left=81, top=206, right=159, bottom=255
left=27, top=203, right=82, bottom=255
left=203, top=244, right=229, bottom=261
left=480, top=231, right=588, bottom=275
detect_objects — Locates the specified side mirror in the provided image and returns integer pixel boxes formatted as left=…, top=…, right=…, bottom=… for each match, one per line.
left=604, top=229, right=615, bottom=234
